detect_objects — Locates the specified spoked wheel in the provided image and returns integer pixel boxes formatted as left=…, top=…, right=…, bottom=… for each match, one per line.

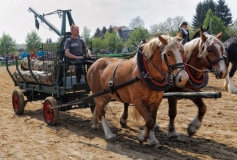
left=43, top=97, right=59, bottom=126
left=12, top=89, right=25, bottom=115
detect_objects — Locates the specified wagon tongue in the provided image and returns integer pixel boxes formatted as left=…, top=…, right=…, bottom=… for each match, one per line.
left=51, top=92, right=222, bottom=109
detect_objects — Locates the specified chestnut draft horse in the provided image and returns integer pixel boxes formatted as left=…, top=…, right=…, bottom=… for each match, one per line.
left=87, top=33, right=189, bottom=146
left=121, top=31, right=228, bottom=140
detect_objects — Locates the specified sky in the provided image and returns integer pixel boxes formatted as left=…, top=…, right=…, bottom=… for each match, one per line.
left=0, top=0, right=236, bottom=44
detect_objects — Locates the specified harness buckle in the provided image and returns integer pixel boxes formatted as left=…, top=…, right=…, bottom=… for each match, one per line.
left=108, top=81, right=113, bottom=87
left=108, top=81, right=114, bottom=94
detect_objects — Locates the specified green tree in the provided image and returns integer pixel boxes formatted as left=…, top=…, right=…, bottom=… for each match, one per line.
left=216, top=0, right=232, bottom=26
left=45, top=38, right=52, bottom=44
left=192, top=0, right=216, bottom=28
left=109, top=25, right=113, bottom=33
left=203, top=9, right=229, bottom=40
left=91, top=37, right=104, bottom=53
left=102, top=26, right=107, bottom=34
left=0, top=33, right=17, bottom=56
left=129, top=27, right=149, bottom=44
left=104, top=32, right=124, bottom=53
left=81, top=26, right=91, bottom=47
left=25, top=30, right=42, bottom=52
left=129, top=16, right=145, bottom=30
left=125, top=27, right=149, bottom=51
left=228, top=19, right=237, bottom=37
left=94, top=28, right=100, bottom=37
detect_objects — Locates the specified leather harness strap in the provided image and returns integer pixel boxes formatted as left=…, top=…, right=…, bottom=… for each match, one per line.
left=108, top=60, right=124, bottom=102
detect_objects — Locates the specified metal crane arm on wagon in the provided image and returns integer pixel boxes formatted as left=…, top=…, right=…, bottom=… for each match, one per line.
left=28, top=7, right=75, bottom=47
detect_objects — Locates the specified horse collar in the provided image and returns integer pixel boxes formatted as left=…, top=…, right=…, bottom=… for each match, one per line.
left=184, top=58, right=208, bottom=88
left=137, top=48, right=172, bottom=91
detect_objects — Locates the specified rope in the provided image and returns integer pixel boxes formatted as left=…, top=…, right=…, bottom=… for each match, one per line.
left=184, top=63, right=210, bottom=73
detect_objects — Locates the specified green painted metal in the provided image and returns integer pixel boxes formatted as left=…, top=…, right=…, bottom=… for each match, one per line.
left=28, top=7, right=74, bottom=48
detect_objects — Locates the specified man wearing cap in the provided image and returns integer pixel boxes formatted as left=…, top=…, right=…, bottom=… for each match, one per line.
left=64, top=25, right=92, bottom=83
left=21, top=49, right=29, bottom=59
left=37, top=47, right=44, bottom=59
left=179, top=21, right=190, bottom=43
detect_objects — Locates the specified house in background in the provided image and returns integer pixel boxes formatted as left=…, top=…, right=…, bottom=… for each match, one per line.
left=113, top=26, right=131, bottom=42
left=93, top=26, right=148, bottom=53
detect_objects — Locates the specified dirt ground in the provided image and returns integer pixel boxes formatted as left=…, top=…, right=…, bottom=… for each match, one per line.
left=0, top=66, right=237, bottom=160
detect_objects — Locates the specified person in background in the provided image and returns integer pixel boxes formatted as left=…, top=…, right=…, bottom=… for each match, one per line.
left=37, top=47, right=44, bottom=59
left=21, top=49, right=29, bottom=59
left=179, top=21, right=190, bottom=44
left=64, top=25, right=92, bottom=83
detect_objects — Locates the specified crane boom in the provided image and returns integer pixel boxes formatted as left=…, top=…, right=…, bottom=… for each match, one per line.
left=28, top=7, right=61, bottom=36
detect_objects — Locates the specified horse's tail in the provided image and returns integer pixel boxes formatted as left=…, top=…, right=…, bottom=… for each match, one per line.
left=131, top=105, right=142, bottom=121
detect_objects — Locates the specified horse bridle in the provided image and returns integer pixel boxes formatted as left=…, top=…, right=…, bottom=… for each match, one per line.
left=161, top=46, right=186, bottom=79
left=200, top=42, right=224, bottom=76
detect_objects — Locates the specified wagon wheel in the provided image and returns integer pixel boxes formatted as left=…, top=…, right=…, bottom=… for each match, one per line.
left=12, top=89, right=25, bottom=115
left=43, top=97, right=59, bottom=126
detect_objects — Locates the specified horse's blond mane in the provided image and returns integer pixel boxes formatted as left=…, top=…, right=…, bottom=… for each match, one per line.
left=184, top=34, right=224, bottom=62
left=142, top=35, right=182, bottom=59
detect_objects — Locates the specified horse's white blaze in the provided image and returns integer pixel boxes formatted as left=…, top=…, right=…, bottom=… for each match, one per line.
left=214, top=43, right=226, bottom=72
left=172, top=47, right=189, bottom=86
left=188, top=117, right=201, bottom=134
left=228, top=76, right=237, bottom=93
left=101, top=116, right=115, bottom=139
left=147, top=130, right=159, bottom=146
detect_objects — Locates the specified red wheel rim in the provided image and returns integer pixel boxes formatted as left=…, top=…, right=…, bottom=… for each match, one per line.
left=13, top=93, right=19, bottom=112
left=44, top=101, right=53, bottom=124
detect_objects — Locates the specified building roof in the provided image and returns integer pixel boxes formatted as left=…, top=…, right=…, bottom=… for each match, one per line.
left=113, top=26, right=129, bottom=32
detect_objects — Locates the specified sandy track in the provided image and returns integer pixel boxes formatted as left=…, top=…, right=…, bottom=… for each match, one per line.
left=0, top=66, right=237, bottom=160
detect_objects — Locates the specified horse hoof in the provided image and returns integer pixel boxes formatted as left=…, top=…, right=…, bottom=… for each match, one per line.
left=120, top=120, right=127, bottom=128
left=147, top=139, right=160, bottom=146
left=168, top=135, right=181, bottom=141
left=91, top=124, right=98, bottom=130
left=106, top=134, right=116, bottom=140
left=138, top=130, right=145, bottom=143
left=187, top=127, right=196, bottom=137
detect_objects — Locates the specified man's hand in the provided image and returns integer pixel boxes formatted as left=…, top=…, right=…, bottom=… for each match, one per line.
left=86, top=54, right=91, bottom=58
left=76, top=56, right=84, bottom=60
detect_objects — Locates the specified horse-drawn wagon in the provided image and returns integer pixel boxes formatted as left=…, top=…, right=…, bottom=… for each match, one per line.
left=6, top=7, right=226, bottom=145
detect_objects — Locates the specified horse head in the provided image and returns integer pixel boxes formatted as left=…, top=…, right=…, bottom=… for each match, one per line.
left=155, top=33, right=189, bottom=87
left=191, top=25, right=209, bottom=40
left=201, top=25, right=209, bottom=33
left=198, top=31, right=227, bottom=78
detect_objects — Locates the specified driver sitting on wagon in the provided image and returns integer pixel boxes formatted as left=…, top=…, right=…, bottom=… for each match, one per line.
left=64, top=25, right=92, bottom=83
